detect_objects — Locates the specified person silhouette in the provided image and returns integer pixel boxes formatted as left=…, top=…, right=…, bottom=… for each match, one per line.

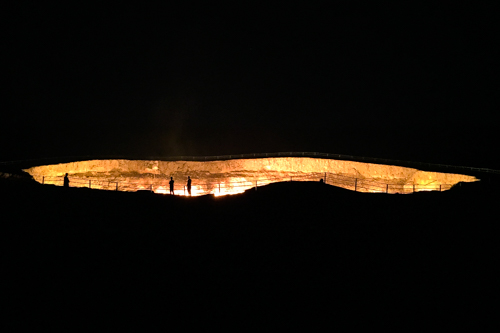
left=187, top=176, right=192, bottom=196
left=169, top=177, right=174, bottom=195
left=63, top=173, right=70, bottom=187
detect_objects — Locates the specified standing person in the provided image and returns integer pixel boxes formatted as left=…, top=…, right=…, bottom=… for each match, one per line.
left=169, top=177, right=174, bottom=195
left=187, top=176, right=192, bottom=196
left=63, top=173, right=70, bottom=187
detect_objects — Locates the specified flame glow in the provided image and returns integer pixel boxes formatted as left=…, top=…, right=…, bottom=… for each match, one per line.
left=23, top=157, right=478, bottom=196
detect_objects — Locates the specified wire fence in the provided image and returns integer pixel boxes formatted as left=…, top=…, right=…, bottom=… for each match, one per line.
left=33, top=171, right=456, bottom=196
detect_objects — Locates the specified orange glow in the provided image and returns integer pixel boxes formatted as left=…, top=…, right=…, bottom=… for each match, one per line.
left=155, top=186, right=168, bottom=194
left=212, top=177, right=250, bottom=196
left=23, top=157, right=478, bottom=196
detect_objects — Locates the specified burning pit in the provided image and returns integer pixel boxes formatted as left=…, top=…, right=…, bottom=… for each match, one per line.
left=23, top=157, right=478, bottom=196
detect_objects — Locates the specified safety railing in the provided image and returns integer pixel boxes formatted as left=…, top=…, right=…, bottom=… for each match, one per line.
left=34, top=171, right=457, bottom=196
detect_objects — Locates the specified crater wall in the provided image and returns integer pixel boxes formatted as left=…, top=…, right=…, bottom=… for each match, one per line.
left=24, top=157, right=478, bottom=195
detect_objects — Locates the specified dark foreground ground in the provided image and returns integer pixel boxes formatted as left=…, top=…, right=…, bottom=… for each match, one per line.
left=1, top=175, right=499, bottom=330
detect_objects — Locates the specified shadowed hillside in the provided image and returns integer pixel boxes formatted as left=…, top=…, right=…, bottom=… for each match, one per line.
left=1, top=176, right=498, bottom=329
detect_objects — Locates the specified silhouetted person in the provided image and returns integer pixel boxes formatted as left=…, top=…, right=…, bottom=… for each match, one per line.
left=187, top=176, right=192, bottom=196
left=63, top=173, right=69, bottom=187
left=319, top=178, right=324, bottom=184
left=169, top=177, right=174, bottom=195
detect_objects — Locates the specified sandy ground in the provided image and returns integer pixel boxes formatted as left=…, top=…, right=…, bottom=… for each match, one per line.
left=1, top=176, right=498, bottom=329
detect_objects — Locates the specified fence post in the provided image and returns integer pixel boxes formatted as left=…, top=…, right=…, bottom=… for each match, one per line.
left=42, top=176, right=44, bottom=184
left=439, top=184, right=442, bottom=192
left=386, top=184, right=389, bottom=193
left=354, top=178, right=357, bottom=192
left=89, top=180, right=91, bottom=188
left=116, top=182, right=118, bottom=191
left=324, top=172, right=327, bottom=183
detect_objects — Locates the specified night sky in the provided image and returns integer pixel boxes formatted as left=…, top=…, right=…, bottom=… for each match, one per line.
left=4, top=3, right=499, bottom=168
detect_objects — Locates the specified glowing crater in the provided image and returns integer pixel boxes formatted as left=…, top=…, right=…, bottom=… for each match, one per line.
left=23, top=157, right=478, bottom=196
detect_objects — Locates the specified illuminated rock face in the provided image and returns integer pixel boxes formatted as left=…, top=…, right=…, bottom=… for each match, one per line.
left=24, top=157, right=478, bottom=195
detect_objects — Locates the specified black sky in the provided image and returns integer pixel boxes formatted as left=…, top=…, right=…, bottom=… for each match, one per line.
left=4, top=3, right=499, bottom=168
